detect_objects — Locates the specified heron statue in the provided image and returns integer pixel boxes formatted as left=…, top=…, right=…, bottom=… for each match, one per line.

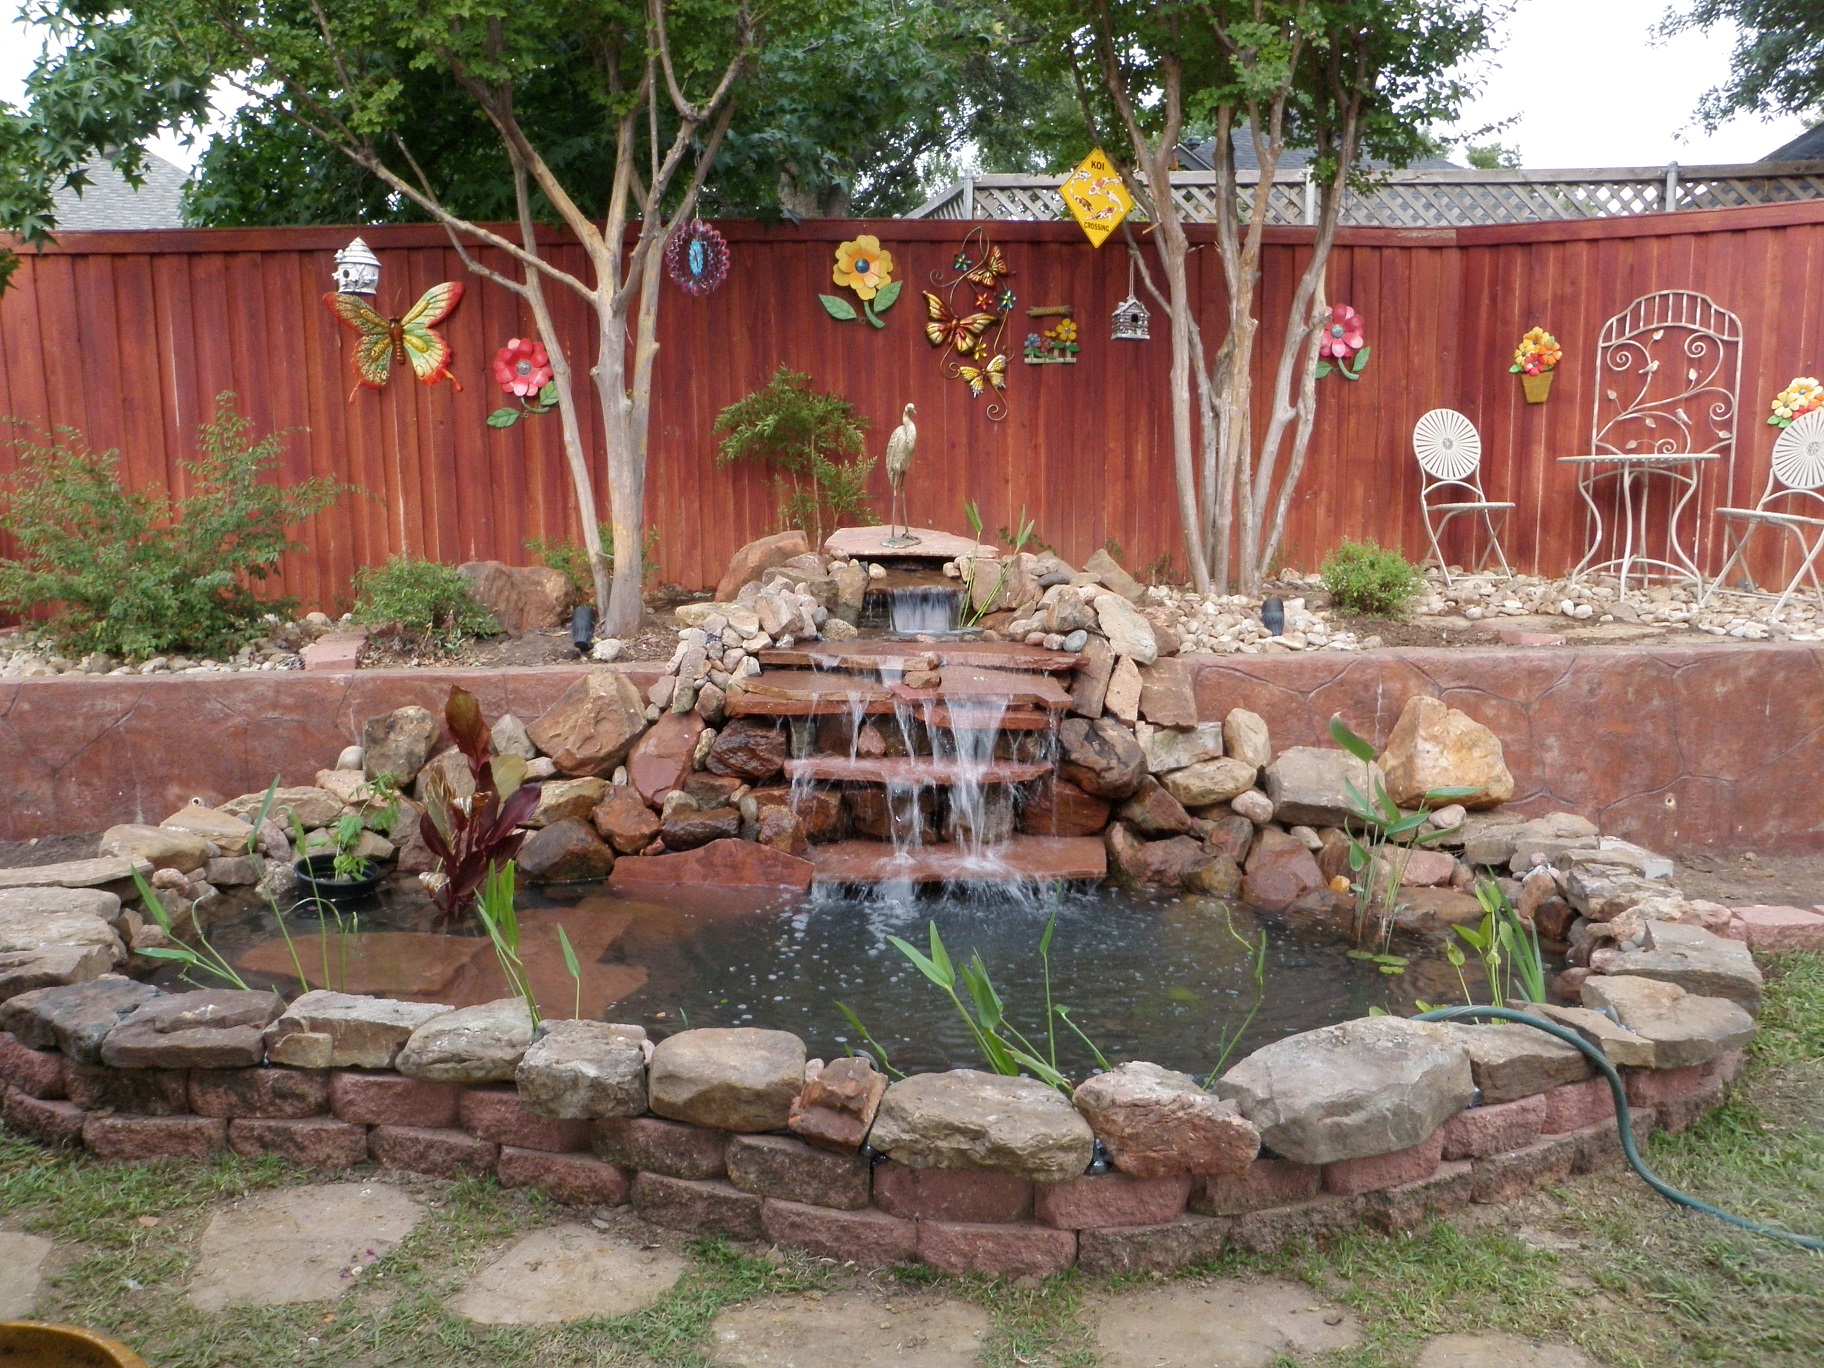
left=881, top=401, right=920, bottom=548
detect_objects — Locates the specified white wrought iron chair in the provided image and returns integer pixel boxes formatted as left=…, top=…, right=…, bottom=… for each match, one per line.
left=1412, top=408, right=1514, bottom=584
left=1697, top=407, right=1824, bottom=617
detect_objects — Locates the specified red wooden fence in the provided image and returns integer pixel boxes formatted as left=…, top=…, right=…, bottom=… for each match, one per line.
left=3, top=204, right=1823, bottom=604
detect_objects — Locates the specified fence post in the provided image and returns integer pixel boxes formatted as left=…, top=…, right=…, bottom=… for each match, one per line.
left=1303, top=168, right=1316, bottom=226
left=963, top=176, right=975, bottom=221
left=1664, top=162, right=1680, bottom=210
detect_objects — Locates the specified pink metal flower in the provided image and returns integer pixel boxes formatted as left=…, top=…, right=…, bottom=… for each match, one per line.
left=1319, top=304, right=1365, bottom=360
left=493, top=337, right=552, bottom=398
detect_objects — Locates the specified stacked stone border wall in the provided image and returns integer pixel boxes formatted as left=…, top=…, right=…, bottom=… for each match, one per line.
left=5, top=642, right=1821, bottom=853
left=0, top=911, right=1798, bottom=1278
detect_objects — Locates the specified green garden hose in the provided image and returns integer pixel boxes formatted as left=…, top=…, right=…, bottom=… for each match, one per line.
left=1412, top=1004, right=1824, bottom=1252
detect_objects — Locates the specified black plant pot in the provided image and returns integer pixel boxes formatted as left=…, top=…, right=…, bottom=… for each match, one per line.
left=293, top=853, right=385, bottom=904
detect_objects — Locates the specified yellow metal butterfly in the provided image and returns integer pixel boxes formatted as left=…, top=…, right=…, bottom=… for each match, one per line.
left=323, top=282, right=464, bottom=403
left=922, top=291, right=996, bottom=355
left=957, top=352, right=1007, bottom=398
left=964, top=246, right=1009, bottom=286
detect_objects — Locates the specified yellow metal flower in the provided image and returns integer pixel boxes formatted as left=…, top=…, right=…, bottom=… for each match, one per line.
left=833, top=235, right=895, bottom=301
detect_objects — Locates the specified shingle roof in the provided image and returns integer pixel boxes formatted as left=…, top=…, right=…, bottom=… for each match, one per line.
left=1762, top=124, right=1824, bottom=162
left=1176, top=127, right=1459, bottom=173
left=50, top=151, right=189, bottom=231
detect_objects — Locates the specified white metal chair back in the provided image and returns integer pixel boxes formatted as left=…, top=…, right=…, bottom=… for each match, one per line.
left=1770, top=408, right=1824, bottom=494
left=1700, top=407, right=1824, bottom=617
left=1413, top=408, right=1483, bottom=484
left=1411, top=408, right=1513, bottom=583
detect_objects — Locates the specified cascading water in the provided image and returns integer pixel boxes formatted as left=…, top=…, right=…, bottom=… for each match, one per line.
left=882, top=585, right=960, bottom=636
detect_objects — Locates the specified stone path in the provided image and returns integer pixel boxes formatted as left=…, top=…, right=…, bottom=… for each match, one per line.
left=448, top=1223, right=687, bottom=1324
left=707, top=1291, right=990, bottom=1367
left=1415, top=1332, right=1599, bottom=1368
left=1090, top=1279, right=1361, bottom=1367
left=187, top=1182, right=424, bottom=1312
left=0, top=1231, right=53, bottom=1318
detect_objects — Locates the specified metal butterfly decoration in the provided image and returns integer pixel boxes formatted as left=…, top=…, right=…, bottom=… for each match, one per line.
left=323, top=282, right=464, bottom=403
left=922, top=293, right=996, bottom=355
left=925, top=226, right=1014, bottom=421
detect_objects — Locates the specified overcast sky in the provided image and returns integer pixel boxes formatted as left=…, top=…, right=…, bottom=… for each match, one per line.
left=0, top=0, right=1809, bottom=174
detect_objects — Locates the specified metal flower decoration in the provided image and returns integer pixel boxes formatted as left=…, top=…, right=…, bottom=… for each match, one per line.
left=665, top=220, right=729, bottom=296
left=821, top=234, right=902, bottom=328
left=487, top=337, right=558, bottom=428
left=1315, top=303, right=1370, bottom=381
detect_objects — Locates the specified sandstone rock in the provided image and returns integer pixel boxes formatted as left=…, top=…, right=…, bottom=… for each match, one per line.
left=705, top=718, right=789, bottom=782
left=1202, top=812, right=1255, bottom=861
left=1577, top=975, right=1756, bottom=1069
left=161, top=806, right=255, bottom=846
left=455, top=560, right=571, bottom=632
left=1461, top=811, right=1598, bottom=868
left=1069, top=634, right=1114, bottom=718
left=1085, top=548, right=1144, bottom=603
left=789, top=1055, right=887, bottom=1153
left=517, top=1020, right=649, bottom=1118
left=592, top=787, right=663, bottom=855
left=314, top=768, right=375, bottom=807
left=1564, top=865, right=1664, bottom=922
left=626, top=713, right=705, bottom=804
left=1390, top=886, right=1488, bottom=938
left=1117, top=777, right=1195, bottom=837
left=263, top=991, right=451, bottom=1069
left=396, top=998, right=535, bottom=1082
left=1265, top=747, right=1382, bottom=827
left=610, top=839, right=814, bottom=892
left=648, top=1027, right=805, bottom=1132
left=1376, top=695, right=1514, bottom=810
left=1601, top=922, right=1763, bottom=1010
left=1161, top=757, right=1258, bottom=808
left=1136, top=659, right=1197, bottom=727
left=220, top=786, right=345, bottom=831
left=0, top=945, right=116, bottom=1000
left=1103, top=655, right=1143, bottom=723
left=1230, top=789, right=1274, bottom=825
left=1106, top=826, right=1215, bottom=892
left=101, top=989, right=281, bottom=1069
left=1018, top=778, right=1112, bottom=837
left=1519, top=1003, right=1656, bottom=1069
left=492, top=713, right=536, bottom=759
left=1058, top=717, right=1146, bottom=800
left=1093, top=594, right=1159, bottom=664
left=412, top=750, right=476, bottom=806
left=0, top=857, right=148, bottom=892
left=528, top=669, right=650, bottom=776
left=1214, top=1017, right=1473, bottom=1165
left=1241, top=828, right=1326, bottom=913
left=0, top=888, right=127, bottom=965
left=98, top=824, right=211, bottom=874
left=1140, top=722, right=1225, bottom=775
left=661, top=805, right=741, bottom=851
left=529, top=777, right=608, bottom=828
left=0, top=978, right=162, bottom=1062
left=517, top=819, right=616, bottom=883
left=1444, top=1024, right=1592, bottom=1104
left=755, top=806, right=810, bottom=858
left=1074, top=1061, right=1260, bottom=1178
left=362, top=705, right=441, bottom=783
left=716, top=530, right=811, bottom=602
left=1223, top=709, right=1272, bottom=773
left=870, top=1069, right=1095, bottom=1183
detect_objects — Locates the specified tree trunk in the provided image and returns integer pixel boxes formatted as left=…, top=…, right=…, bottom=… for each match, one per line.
left=594, top=301, right=645, bottom=639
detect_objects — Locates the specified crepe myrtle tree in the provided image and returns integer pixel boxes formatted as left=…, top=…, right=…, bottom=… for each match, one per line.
left=17, top=0, right=763, bottom=634
left=1021, top=0, right=1500, bottom=594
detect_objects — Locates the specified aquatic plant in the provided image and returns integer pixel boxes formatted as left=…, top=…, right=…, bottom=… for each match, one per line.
left=959, top=499, right=1036, bottom=628
left=472, top=861, right=583, bottom=1027
left=129, top=867, right=254, bottom=993
left=1444, top=876, right=1548, bottom=1006
left=417, top=685, right=543, bottom=927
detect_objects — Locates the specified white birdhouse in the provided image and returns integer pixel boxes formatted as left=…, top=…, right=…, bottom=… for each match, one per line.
left=1111, top=292, right=1150, bottom=341
left=333, top=236, right=381, bottom=295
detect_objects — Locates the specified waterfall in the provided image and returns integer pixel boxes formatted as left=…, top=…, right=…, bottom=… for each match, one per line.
left=884, top=585, right=960, bottom=635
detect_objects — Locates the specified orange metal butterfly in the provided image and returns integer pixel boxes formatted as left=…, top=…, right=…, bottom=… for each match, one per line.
left=964, top=246, right=1009, bottom=286
left=323, top=282, right=464, bottom=402
left=958, top=352, right=1007, bottom=398
left=923, top=291, right=996, bottom=355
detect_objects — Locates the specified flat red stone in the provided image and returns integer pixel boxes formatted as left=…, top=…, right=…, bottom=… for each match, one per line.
left=759, top=639, right=1080, bottom=676
left=609, top=837, right=815, bottom=891
left=811, top=836, right=1106, bottom=885
left=781, top=756, right=1050, bottom=786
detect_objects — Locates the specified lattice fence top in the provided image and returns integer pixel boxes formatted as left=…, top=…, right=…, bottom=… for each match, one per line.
left=909, top=164, right=1824, bottom=227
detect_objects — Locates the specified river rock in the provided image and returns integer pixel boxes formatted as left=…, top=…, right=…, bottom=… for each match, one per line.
left=262, top=990, right=452, bottom=1069
left=100, top=989, right=282, bottom=1069
left=1069, top=634, right=1115, bottom=718
left=1213, top=1016, right=1474, bottom=1165
left=1229, top=789, right=1275, bottom=825
left=705, top=718, right=789, bottom=782
left=361, top=705, right=441, bottom=783
left=1140, top=722, right=1225, bottom=775
left=1074, top=1061, right=1260, bottom=1178
left=648, top=1027, right=805, bottom=1132
left=1265, top=747, right=1382, bottom=827
left=1117, top=777, right=1195, bottom=836
left=1578, top=975, right=1756, bottom=1068
left=517, top=819, right=616, bottom=882
left=1058, top=717, right=1146, bottom=800
left=1376, top=695, right=1514, bottom=810
left=1161, top=757, right=1258, bottom=808
left=870, top=1069, right=1095, bottom=1182
left=717, top=530, right=811, bottom=603
left=528, top=668, right=650, bottom=776
left=396, top=998, right=535, bottom=1083
left=592, top=786, right=663, bottom=854
left=1018, top=778, right=1112, bottom=838
left=1443, top=1023, right=1592, bottom=1103
left=1241, top=828, right=1325, bottom=913
left=0, top=888, right=127, bottom=965
left=626, top=713, right=705, bottom=804
left=1092, top=594, right=1159, bottom=665
left=1223, top=708, right=1272, bottom=773
left=789, top=1055, right=887, bottom=1153
left=1045, top=585, right=1096, bottom=634
left=455, top=560, right=570, bottom=632
left=98, top=825, right=211, bottom=874
left=516, top=1020, right=650, bottom=1118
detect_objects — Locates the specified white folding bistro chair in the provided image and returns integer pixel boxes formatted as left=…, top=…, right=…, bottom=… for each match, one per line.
left=1412, top=408, right=1515, bottom=585
left=1698, top=407, right=1824, bottom=618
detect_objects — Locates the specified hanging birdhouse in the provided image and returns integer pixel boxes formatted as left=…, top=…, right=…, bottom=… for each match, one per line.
left=332, top=236, right=380, bottom=296
left=1111, top=292, right=1150, bottom=341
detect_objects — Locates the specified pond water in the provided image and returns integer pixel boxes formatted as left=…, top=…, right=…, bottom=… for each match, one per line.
left=184, top=875, right=1486, bottom=1078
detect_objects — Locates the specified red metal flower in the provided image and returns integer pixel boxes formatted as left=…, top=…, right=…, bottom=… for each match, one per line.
left=493, top=337, right=552, bottom=398
left=1318, top=303, right=1366, bottom=360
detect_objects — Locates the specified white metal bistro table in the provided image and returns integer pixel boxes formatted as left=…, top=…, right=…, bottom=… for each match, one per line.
left=1557, top=451, right=1720, bottom=591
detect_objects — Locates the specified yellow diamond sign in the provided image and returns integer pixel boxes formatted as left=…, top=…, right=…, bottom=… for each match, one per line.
left=1060, top=148, right=1133, bottom=248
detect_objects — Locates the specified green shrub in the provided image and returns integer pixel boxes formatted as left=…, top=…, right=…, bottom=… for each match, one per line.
left=524, top=522, right=661, bottom=600
left=0, top=395, right=344, bottom=659
left=714, top=365, right=876, bottom=545
left=1320, top=539, right=1424, bottom=617
left=351, top=555, right=497, bottom=651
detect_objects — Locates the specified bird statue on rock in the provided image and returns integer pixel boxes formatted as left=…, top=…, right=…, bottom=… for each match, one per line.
left=882, top=401, right=919, bottom=548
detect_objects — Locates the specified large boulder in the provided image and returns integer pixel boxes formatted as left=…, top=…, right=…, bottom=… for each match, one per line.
left=1160, top=758, right=1257, bottom=809
left=0, top=978, right=162, bottom=1062
left=1599, top=921, right=1764, bottom=1011
left=648, top=1027, right=805, bottom=1132
left=706, top=719, right=790, bottom=782
left=1057, top=717, right=1146, bottom=800
left=1376, top=695, right=1514, bottom=810
left=717, top=529, right=811, bottom=603
left=516, top=1020, right=650, bottom=1118
left=396, top=998, right=535, bottom=1082
left=517, top=819, right=617, bottom=883
left=869, top=1069, right=1095, bottom=1183
left=1579, top=975, right=1756, bottom=1069
left=1092, top=594, right=1158, bottom=664
left=262, top=990, right=451, bottom=1069
left=455, top=560, right=572, bottom=633
left=1265, top=747, right=1382, bottom=827
left=626, top=713, right=706, bottom=805
left=1213, top=1016, right=1473, bottom=1165
left=361, top=705, right=441, bottom=783
left=98, top=824, right=211, bottom=874
left=1073, top=1061, right=1260, bottom=1178
left=528, top=668, right=650, bottom=776
left=100, top=989, right=281, bottom=1069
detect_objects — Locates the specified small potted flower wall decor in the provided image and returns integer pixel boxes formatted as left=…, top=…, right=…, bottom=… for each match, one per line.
left=1511, top=326, right=1562, bottom=403
left=1767, top=375, right=1824, bottom=427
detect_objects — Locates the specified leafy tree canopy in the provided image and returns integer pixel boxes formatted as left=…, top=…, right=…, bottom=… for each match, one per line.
left=1660, top=0, right=1824, bottom=129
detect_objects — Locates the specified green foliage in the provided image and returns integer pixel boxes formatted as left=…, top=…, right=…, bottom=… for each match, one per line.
left=351, top=555, right=497, bottom=653
left=0, top=396, right=343, bottom=660
left=715, top=366, right=876, bottom=545
left=1320, top=538, right=1424, bottom=617
left=959, top=500, right=1036, bottom=628
left=524, top=522, right=660, bottom=599
left=1661, top=1, right=1824, bottom=131
left=1443, top=877, right=1547, bottom=1007
left=130, top=867, right=254, bottom=992
left=1465, top=141, right=1521, bottom=169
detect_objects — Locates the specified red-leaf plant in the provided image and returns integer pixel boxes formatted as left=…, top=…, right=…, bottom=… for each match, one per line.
left=416, top=685, right=542, bottom=927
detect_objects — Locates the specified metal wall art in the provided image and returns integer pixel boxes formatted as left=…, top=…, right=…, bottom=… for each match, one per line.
left=332, top=236, right=380, bottom=295
left=1314, top=303, right=1370, bottom=381
left=923, top=227, right=1013, bottom=420
left=821, top=234, right=902, bottom=327
left=486, top=337, right=558, bottom=429
left=1111, top=255, right=1150, bottom=340
left=1512, top=326, right=1563, bottom=403
left=322, top=282, right=464, bottom=402
left=666, top=220, right=729, bottom=296
left=1768, top=375, right=1823, bottom=428
left=1060, top=147, right=1133, bottom=249
left=1023, top=306, right=1078, bottom=364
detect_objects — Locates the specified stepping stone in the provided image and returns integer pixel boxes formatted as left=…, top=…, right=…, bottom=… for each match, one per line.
left=1092, top=1279, right=1359, bottom=1367
left=448, top=1224, right=686, bottom=1324
left=0, top=1232, right=54, bottom=1318
left=187, top=1182, right=424, bottom=1311
left=1416, top=1332, right=1597, bottom=1368
left=709, top=1291, right=989, bottom=1367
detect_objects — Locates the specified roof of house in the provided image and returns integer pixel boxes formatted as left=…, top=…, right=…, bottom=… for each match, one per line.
left=1175, top=127, right=1458, bottom=173
left=1762, top=124, right=1824, bottom=162
left=49, top=150, right=189, bottom=231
